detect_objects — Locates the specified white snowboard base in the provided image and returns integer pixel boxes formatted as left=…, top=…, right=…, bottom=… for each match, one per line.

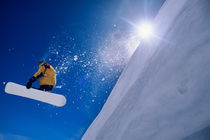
left=5, top=82, right=66, bottom=107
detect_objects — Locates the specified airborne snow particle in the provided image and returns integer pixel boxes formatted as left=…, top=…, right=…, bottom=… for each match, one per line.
left=56, top=85, right=62, bottom=88
left=74, top=55, right=78, bottom=61
left=102, top=78, right=105, bottom=81
left=86, top=61, right=91, bottom=66
left=92, top=99, right=95, bottom=103
left=3, top=82, right=6, bottom=85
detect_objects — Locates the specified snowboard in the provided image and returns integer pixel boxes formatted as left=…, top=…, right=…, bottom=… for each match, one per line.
left=5, top=82, right=66, bottom=107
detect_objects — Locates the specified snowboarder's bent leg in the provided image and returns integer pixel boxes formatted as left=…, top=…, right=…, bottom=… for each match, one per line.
left=39, top=85, right=53, bottom=92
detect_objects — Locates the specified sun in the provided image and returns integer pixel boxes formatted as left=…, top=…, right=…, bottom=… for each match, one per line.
left=138, top=22, right=154, bottom=39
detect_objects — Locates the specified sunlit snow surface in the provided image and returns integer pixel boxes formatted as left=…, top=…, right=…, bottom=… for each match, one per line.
left=83, top=0, right=210, bottom=139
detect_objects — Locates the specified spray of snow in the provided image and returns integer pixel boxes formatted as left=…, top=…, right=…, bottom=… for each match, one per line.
left=98, top=29, right=140, bottom=69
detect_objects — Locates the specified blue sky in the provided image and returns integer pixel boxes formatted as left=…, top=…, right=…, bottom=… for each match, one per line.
left=0, top=0, right=165, bottom=139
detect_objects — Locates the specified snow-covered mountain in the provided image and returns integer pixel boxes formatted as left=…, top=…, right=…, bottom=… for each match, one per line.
left=82, top=0, right=210, bottom=139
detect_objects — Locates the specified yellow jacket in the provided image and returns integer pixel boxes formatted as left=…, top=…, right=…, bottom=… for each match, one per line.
left=34, top=64, right=56, bottom=86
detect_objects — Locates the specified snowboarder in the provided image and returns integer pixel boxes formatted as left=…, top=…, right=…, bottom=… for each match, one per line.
left=26, top=60, right=56, bottom=91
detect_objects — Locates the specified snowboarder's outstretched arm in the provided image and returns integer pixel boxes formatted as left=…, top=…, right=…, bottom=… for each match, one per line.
left=26, top=66, right=45, bottom=89
left=33, top=66, right=45, bottom=78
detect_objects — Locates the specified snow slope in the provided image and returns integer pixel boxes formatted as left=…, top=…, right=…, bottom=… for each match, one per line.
left=82, top=0, right=210, bottom=139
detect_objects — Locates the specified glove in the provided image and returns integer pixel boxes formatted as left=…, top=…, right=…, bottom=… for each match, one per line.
left=26, top=81, right=32, bottom=89
left=29, top=76, right=37, bottom=82
left=26, top=76, right=36, bottom=89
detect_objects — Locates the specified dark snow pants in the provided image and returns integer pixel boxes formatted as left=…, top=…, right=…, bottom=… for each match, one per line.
left=39, top=85, right=54, bottom=92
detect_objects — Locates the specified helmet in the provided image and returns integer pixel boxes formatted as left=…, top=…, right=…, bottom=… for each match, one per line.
left=38, top=60, right=46, bottom=66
